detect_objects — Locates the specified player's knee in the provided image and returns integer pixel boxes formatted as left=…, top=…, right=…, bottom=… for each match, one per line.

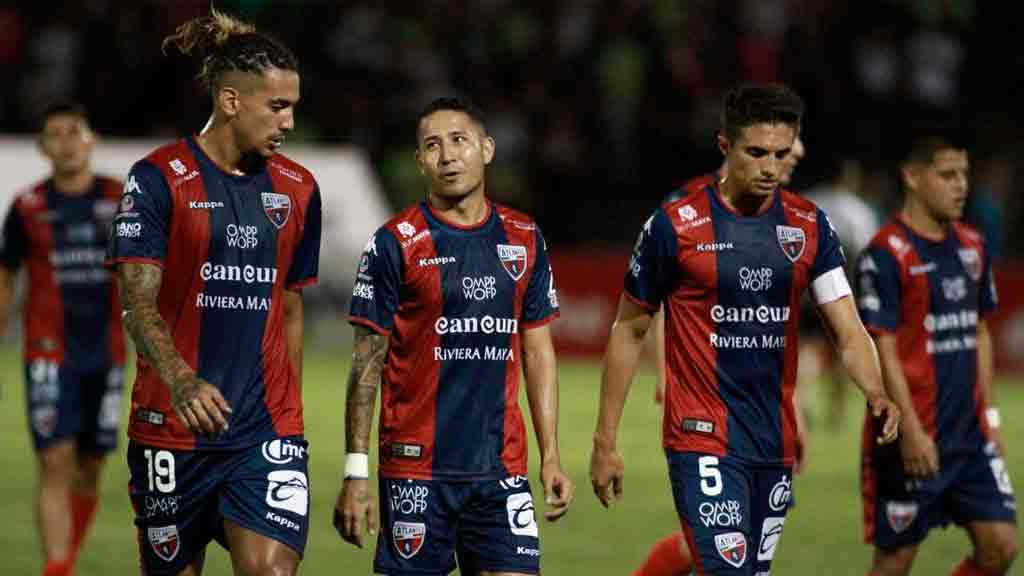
left=872, top=546, right=916, bottom=576
left=975, top=529, right=1018, bottom=574
left=38, top=443, right=77, bottom=482
left=232, top=553, right=299, bottom=576
left=76, top=454, right=105, bottom=492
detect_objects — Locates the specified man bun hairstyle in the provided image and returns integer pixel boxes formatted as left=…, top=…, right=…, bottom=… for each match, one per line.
left=720, top=83, right=804, bottom=141
left=162, top=7, right=298, bottom=95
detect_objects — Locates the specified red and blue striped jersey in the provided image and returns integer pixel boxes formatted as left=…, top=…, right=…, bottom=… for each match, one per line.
left=349, top=201, right=559, bottom=481
left=855, top=218, right=996, bottom=455
left=107, top=138, right=322, bottom=451
left=627, top=181, right=846, bottom=466
left=0, top=177, right=125, bottom=370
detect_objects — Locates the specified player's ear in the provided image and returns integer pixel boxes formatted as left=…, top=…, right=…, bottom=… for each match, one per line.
left=481, top=134, right=495, bottom=165
left=415, top=148, right=427, bottom=176
left=717, top=133, right=730, bottom=157
left=217, top=86, right=241, bottom=118
left=900, top=163, right=918, bottom=191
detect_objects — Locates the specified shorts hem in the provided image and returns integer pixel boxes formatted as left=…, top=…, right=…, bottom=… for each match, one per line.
left=373, top=564, right=458, bottom=575
left=220, top=510, right=306, bottom=559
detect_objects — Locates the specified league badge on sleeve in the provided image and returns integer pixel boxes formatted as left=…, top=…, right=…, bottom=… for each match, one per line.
left=148, top=525, right=180, bottom=562
left=393, top=521, right=426, bottom=559
left=261, top=192, right=292, bottom=229
left=776, top=225, right=806, bottom=262
left=497, top=244, right=528, bottom=281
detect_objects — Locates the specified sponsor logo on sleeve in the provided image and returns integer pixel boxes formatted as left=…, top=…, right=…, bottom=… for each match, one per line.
left=353, top=282, right=374, bottom=300
left=714, top=532, right=747, bottom=568
left=265, top=471, right=309, bottom=517
left=148, top=525, right=180, bottom=562
left=261, top=192, right=292, bottom=229
left=757, top=517, right=785, bottom=561
left=393, top=521, right=426, bottom=559
left=124, top=175, right=143, bottom=196
left=506, top=492, right=538, bottom=537
left=776, top=225, right=806, bottom=262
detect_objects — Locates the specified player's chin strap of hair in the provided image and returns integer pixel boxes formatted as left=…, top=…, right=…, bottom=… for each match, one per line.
left=986, top=407, right=1001, bottom=429
left=344, top=453, right=370, bottom=480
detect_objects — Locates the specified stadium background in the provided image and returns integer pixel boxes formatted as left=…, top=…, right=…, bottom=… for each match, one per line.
left=0, top=1, right=1021, bottom=574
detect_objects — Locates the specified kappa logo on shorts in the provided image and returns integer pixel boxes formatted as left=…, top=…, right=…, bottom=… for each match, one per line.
left=148, top=525, right=180, bottom=562
left=886, top=501, right=918, bottom=534
left=497, top=244, right=528, bottom=281
left=757, top=517, right=785, bottom=562
left=776, top=225, right=806, bottom=262
left=715, top=531, right=747, bottom=568
left=393, top=521, right=426, bottom=559
left=261, top=192, right=291, bottom=229
left=266, top=471, right=309, bottom=517
left=506, top=492, right=538, bottom=537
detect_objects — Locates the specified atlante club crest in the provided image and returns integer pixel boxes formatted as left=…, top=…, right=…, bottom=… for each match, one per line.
left=715, top=531, right=747, bottom=568
left=393, top=521, right=426, bottom=559
left=261, top=192, right=292, bottom=229
left=148, top=525, right=180, bottom=562
left=776, top=225, right=806, bottom=263
left=497, top=244, right=528, bottom=281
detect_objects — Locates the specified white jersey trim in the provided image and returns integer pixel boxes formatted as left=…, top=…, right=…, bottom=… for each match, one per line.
left=811, top=267, right=852, bottom=305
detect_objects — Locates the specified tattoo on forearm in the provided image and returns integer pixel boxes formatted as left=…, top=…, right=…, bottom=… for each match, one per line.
left=345, top=329, right=387, bottom=454
left=118, top=263, right=191, bottom=389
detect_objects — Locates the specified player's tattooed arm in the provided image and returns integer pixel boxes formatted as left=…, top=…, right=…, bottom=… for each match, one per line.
left=345, top=325, right=388, bottom=454
left=117, top=262, right=232, bottom=434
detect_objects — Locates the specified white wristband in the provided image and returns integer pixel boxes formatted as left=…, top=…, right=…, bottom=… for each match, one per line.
left=344, top=453, right=370, bottom=479
left=986, top=407, right=1001, bottom=429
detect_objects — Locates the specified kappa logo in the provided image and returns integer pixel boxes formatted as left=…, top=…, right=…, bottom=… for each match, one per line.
left=124, top=175, right=143, bottom=196
left=506, top=492, right=538, bottom=537
left=776, top=225, right=806, bottom=262
left=148, top=525, right=180, bottom=563
left=757, top=517, right=785, bottom=562
left=886, top=501, right=918, bottom=534
left=497, top=244, right=528, bottom=281
left=393, top=521, right=426, bottom=559
left=715, top=532, right=747, bottom=568
left=958, top=248, right=982, bottom=281
left=261, top=193, right=292, bottom=229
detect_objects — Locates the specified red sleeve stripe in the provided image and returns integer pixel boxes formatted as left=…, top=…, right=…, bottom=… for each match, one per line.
left=348, top=315, right=391, bottom=336
left=285, top=276, right=318, bottom=290
left=520, top=311, right=560, bottom=330
left=623, top=290, right=659, bottom=312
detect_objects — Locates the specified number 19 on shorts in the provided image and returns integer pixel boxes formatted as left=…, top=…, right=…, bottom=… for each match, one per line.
left=144, top=449, right=176, bottom=493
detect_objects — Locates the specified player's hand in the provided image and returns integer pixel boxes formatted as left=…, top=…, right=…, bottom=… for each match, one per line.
left=589, top=439, right=624, bottom=508
left=334, top=478, right=378, bottom=548
left=539, top=460, right=574, bottom=522
left=867, top=393, right=900, bottom=445
left=990, top=428, right=1007, bottom=459
left=170, top=373, right=232, bottom=436
left=899, top=423, right=939, bottom=478
left=654, top=377, right=666, bottom=405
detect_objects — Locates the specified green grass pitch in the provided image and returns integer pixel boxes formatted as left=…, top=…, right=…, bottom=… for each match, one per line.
left=0, top=348, right=1020, bottom=574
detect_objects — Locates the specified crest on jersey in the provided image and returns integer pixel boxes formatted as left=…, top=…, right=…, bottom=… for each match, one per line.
left=958, top=248, right=982, bottom=281
left=148, top=525, right=180, bottom=562
left=776, top=225, right=806, bottom=262
left=393, top=521, right=426, bottom=559
left=715, top=532, right=747, bottom=568
left=497, top=244, right=528, bottom=281
left=886, top=501, right=918, bottom=534
left=261, top=193, right=291, bottom=229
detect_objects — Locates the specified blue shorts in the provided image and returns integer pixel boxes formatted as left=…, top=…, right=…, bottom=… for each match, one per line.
left=127, top=436, right=310, bottom=575
left=863, top=441, right=1017, bottom=550
left=374, top=475, right=541, bottom=575
left=25, top=360, right=124, bottom=452
left=667, top=451, right=793, bottom=575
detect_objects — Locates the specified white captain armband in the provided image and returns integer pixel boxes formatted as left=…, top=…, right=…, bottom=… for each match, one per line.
left=986, top=407, right=1001, bottom=429
left=811, top=267, right=852, bottom=305
left=344, top=453, right=370, bottom=479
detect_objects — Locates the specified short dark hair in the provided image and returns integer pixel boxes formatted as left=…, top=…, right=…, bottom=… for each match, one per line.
left=416, top=97, right=487, bottom=142
left=903, top=135, right=965, bottom=167
left=720, top=84, right=804, bottom=141
left=39, top=99, right=89, bottom=131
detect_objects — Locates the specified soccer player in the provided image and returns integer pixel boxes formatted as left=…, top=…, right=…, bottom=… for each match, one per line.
left=0, top=100, right=124, bottom=576
left=634, top=135, right=807, bottom=576
left=857, top=136, right=1017, bottom=576
left=335, top=97, right=574, bottom=575
left=106, top=9, right=321, bottom=576
left=589, top=83, right=900, bottom=575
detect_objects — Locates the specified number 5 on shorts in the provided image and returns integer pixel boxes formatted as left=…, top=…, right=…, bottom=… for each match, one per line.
left=699, top=456, right=723, bottom=496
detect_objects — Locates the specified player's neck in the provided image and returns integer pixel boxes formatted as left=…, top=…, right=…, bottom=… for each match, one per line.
left=718, top=178, right=773, bottom=217
left=901, top=200, right=950, bottom=241
left=427, top=190, right=489, bottom=228
left=196, top=124, right=250, bottom=176
left=51, top=169, right=94, bottom=197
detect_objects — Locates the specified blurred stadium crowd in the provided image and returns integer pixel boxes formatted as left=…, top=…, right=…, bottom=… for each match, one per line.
left=0, top=0, right=1020, bottom=254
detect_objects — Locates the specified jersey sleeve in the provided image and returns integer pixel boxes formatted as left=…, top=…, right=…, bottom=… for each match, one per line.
left=348, top=228, right=403, bottom=336
left=979, top=241, right=998, bottom=316
left=521, top=226, right=559, bottom=328
left=285, top=184, right=322, bottom=290
left=855, top=245, right=901, bottom=333
left=810, top=208, right=847, bottom=280
left=623, top=208, right=677, bottom=310
left=0, top=201, right=27, bottom=271
left=106, top=161, right=172, bottom=267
